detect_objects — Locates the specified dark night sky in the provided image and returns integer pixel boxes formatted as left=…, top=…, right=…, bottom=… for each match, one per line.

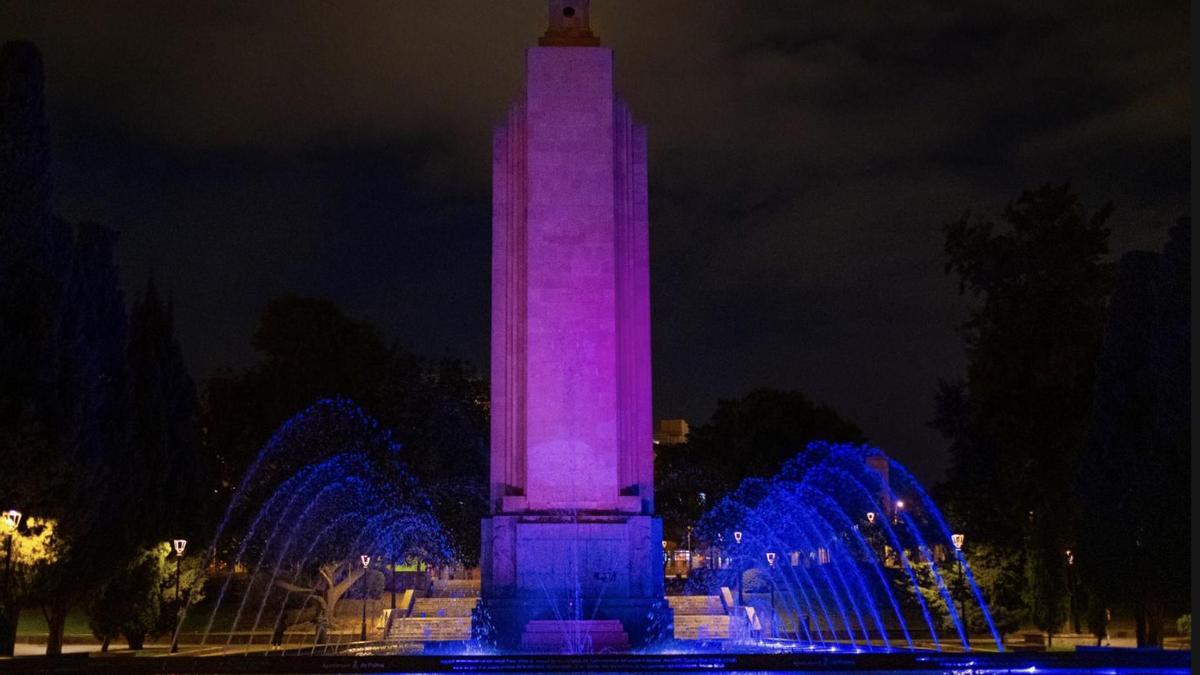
left=2, top=1, right=1190, bottom=483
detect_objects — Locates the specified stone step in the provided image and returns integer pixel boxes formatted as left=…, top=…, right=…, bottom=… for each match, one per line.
left=389, top=616, right=473, bottom=642
left=409, top=596, right=479, bottom=618
left=672, top=614, right=732, bottom=640
left=431, top=579, right=481, bottom=597
left=666, top=595, right=726, bottom=616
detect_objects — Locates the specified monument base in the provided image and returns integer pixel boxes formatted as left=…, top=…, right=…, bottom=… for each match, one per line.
left=477, top=514, right=672, bottom=649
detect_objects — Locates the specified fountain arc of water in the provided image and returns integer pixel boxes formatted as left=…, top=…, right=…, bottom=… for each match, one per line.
left=781, top=492, right=877, bottom=649
left=765, top=526, right=831, bottom=646
left=176, top=399, right=387, bottom=651
left=768, top=448, right=886, bottom=648
left=718, top=499, right=831, bottom=646
left=276, top=509, right=429, bottom=650
left=245, top=476, right=372, bottom=646
left=762, top=498, right=862, bottom=648
left=220, top=458, right=357, bottom=643
left=770, top=537, right=824, bottom=645
left=788, top=481, right=886, bottom=650
left=797, top=481, right=910, bottom=650
left=822, top=464, right=943, bottom=649
left=744, top=512, right=815, bottom=645
left=201, top=457, right=344, bottom=646
left=741, top=509, right=842, bottom=647
left=758, top=559, right=806, bottom=643
left=885, top=459, right=1005, bottom=651
left=801, top=456, right=908, bottom=649
left=302, top=516, right=387, bottom=656
left=210, top=401, right=371, bottom=571
left=890, top=506, right=969, bottom=649
left=268, top=512, right=365, bottom=653
left=307, top=507, right=449, bottom=655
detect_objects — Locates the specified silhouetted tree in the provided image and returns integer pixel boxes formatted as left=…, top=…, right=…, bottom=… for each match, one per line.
left=1076, top=217, right=1190, bottom=647
left=0, top=40, right=62, bottom=656
left=125, top=278, right=207, bottom=542
left=76, top=277, right=211, bottom=651
left=202, top=297, right=488, bottom=564
left=1, top=41, right=136, bottom=655
left=933, top=184, right=1115, bottom=641
left=203, top=296, right=393, bottom=497
left=34, top=220, right=130, bottom=656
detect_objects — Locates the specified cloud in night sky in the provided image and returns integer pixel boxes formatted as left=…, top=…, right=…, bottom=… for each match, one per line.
left=1, top=0, right=1189, bottom=482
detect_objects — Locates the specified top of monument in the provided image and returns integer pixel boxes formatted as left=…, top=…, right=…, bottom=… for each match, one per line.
left=539, top=0, right=601, bottom=47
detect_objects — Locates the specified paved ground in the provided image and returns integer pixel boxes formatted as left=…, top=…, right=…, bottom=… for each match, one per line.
left=13, top=644, right=108, bottom=657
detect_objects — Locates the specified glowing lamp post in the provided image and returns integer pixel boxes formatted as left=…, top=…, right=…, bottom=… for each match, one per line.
left=764, top=551, right=778, bottom=619
left=732, top=531, right=746, bottom=606
left=951, top=533, right=967, bottom=645
left=866, top=511, right=876, bottom=524
left=359, top=555, right=371, bottom=641
left=3, top=510, right=21, bottom=623
left=1065, top=549, right=1078, bottom=632
left=686, top=526, right=693, bottom=573
left=172, top=539, right=187, bottom=603
left=168, top=538, right=187, bottom=653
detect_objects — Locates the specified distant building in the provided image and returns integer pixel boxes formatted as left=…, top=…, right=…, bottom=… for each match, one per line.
left=865, top=454, right=892, bottom=512
left=653, top=419, right=689, bottom=446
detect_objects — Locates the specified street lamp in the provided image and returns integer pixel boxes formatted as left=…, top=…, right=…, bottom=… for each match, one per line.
left=951, top=533, right=968, bottom=645
left=172, top=539, right=187, bottom=603
left=389, top=558, right=397, bottom=611
left=359, top=555, right=371, bottom=641
left=733, top=531, right=745, bottom=605
left=169, top=538, right=187, bottom=654
left=686, top=526, right=693, bottom=573
left=3, top=510, right=20, bottom=625
left=1065, top=549, right=1078, bottom=632
left=866, top=511, right=876, bottom=524
left=764, top=552, right=778, bottom=630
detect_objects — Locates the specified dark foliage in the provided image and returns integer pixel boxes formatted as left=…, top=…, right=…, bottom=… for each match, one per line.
left=125, top=278, right=208, bottom=543
left=657, top=388, right=864, bottom=543
left=0, top=41, right=131, bottom=654
left=0, top=41, right=207, bottom=655
left=934, top=184, right=1189, bottom=643
left=201, top=296, right=487, bottom=564
left=1076, top=217, right=1190, bottom=646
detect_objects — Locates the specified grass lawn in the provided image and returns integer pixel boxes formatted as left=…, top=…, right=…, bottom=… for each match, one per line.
left=15, top=604, right=248, bottom=637
left=15, top=608, right=92, bottom=636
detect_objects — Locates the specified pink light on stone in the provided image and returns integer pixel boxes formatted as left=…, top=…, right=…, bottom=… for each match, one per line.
left=489, top=4, right=652, bottom=515
left=481, top=0, right=667, bottom=649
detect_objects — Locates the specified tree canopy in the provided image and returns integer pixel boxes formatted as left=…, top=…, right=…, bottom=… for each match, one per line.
left=934, top=184, right=1188, bottom=646
left=656, top=387, right=864, bottom=542
left=202, top=295, right=487, bottom=563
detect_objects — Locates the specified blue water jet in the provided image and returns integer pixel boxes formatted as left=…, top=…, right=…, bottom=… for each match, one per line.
left=695, top=441, right=1005, bottom=653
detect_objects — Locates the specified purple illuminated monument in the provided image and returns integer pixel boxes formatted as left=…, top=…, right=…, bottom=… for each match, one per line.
left=478, top=0, right=668, bottom=649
